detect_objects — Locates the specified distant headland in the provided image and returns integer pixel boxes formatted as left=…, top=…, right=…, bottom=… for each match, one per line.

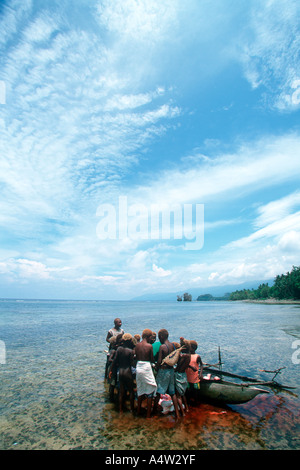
left=131, top=266, right=300, bottom=303
left=178, top=266, right=300, bottom=303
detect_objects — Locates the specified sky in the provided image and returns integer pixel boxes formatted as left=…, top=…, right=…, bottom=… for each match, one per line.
left=0, top=0, right=299, bottom=300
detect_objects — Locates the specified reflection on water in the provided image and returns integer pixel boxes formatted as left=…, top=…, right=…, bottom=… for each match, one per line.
left=0, top=300, right=299, bottom=450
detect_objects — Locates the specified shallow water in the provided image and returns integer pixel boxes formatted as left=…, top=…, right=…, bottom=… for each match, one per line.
left=0, top=299, right=299, bottom=450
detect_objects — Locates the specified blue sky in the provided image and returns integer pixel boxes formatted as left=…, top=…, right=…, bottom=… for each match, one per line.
left=0, top=0, right=299, bottom=300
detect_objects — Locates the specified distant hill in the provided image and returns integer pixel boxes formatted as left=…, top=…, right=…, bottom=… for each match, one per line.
left=131, top=279, right=274, bottom=301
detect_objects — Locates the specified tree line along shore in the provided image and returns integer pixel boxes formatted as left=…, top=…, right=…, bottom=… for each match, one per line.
left=181, top=266, right=300, bottom=303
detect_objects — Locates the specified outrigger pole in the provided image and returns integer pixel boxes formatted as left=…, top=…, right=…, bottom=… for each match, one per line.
left=217, top=346, right=221, bottom=370
left=203, top=348, right=295, bottom=391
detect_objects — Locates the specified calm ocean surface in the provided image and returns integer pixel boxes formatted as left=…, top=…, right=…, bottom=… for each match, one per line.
left=0, top=299, right=299, bottom=450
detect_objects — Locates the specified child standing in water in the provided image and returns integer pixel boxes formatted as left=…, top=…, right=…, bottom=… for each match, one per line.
left=186, top=340, right=203, bottom=399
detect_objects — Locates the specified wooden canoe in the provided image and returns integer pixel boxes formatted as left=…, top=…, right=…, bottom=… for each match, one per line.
left=187, top=379, right=269, bottom=405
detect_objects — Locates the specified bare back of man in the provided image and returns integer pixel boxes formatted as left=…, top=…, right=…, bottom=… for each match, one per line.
left=157, top=339, right=176, bottom=368
left=135, top=338, right=154, bottom=363
left=175, top=345, right=191, bottom=415
left=113, top=336, right=135, bottom=413
left=135, top=329, right=157, bottom=418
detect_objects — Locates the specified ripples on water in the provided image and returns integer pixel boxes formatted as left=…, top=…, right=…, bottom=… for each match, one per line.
left=0, top=300, right=299, bottom=450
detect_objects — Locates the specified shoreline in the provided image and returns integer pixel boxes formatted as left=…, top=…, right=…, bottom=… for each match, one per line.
left=241, top=298, right=300, bottom=305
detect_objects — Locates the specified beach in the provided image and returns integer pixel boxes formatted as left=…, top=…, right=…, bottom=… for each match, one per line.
left=241, top=298, right=300, bottom=305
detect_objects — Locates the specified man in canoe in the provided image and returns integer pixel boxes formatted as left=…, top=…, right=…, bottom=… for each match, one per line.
left=153, top=328, right=180, bottom=419
left=134, top=328, right=157, bottom=418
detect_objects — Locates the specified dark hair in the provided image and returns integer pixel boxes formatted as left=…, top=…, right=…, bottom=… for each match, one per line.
left=158, top=329, right=169, bottom=341
left=142, top=329, right=153, bottom=339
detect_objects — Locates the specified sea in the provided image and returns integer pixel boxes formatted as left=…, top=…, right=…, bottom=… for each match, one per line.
left=0, top=299, right=299, bottom=451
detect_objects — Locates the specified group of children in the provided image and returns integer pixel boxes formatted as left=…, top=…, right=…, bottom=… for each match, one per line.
left=105, top=318, right=204, bottom=419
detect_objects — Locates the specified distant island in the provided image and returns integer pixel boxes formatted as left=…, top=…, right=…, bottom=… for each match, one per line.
left=196, top=293, right=230, bottom=301
left=177, top=292, right=192, bottom=302
left=178, top=292, right=230, bottom=301
left=179, top=266, right=300, bottom=303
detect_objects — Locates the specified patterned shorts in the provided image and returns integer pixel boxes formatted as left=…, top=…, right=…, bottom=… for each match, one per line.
left=156, top=368, right=175, bottom=395
left=174, top=371, right=188, bottom=395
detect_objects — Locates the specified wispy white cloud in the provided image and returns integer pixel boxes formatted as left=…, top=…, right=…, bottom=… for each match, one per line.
left=0, top=0, right=33, bottom=46
left=77, top=274, right=122, bottom=285
left=238, top=0, right=300, bottom=110
left=3, top=131, right=297, bottom=292
left=254, top=191, right=300, bottom=228
left=194, top=190, right=300, bottom=288
left=127, top=133, right=300, bottom=207
left=0, top=257, right=70, bottom=280
left=104, top=88, right=165, bottom=112
left=228, top=212, right=300, bottom=249
left=152, top=263, right=172, bottom=277
left=0, top=0, right=299, bottom=299
left=223, top=190, right=300, bottom=252
left=95, top=0, right=179, bottom=44
left=0, top=2, right=181, bottom=245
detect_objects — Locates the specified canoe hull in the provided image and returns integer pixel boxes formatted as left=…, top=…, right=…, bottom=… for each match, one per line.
left=188, top=379, right=269, bottom=405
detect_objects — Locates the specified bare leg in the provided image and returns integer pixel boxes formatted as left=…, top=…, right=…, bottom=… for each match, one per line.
left=129, top=390, right=134, bottom=413
left=146, top=395, right=152, bottom=418
left=119, top=383, right=124, bottom=413
left=171, top=394, right=180, bottom=419
left=176, top=392, right=185, bottom=416
left=109, top=384, right=115, bottom=401
left=152, top=393, right=160, bottom=415
left=182, top=394, right=189, bottom=413
left=137, top=395, right=143, bottom=415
